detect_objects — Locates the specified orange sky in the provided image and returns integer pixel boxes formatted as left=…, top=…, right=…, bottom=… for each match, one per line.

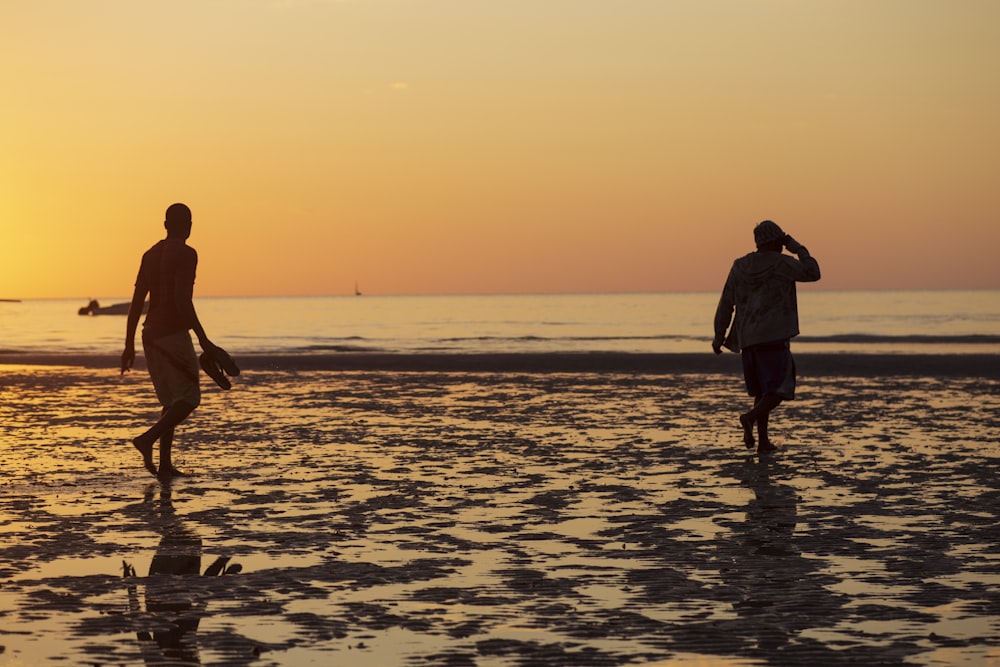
left=2, top=1, right=998, bottom=298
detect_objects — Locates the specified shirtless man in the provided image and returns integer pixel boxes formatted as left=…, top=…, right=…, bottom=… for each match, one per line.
left=121, top=203, right=219, bottom=478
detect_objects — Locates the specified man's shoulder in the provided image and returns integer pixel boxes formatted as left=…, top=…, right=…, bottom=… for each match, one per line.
left=139, top=239, right=197, bottom=273
left=142, top=239, right=165, bottom=256
left=732, top=251, right=775, bottom=270
left=162, top=239, right=197, bottom=262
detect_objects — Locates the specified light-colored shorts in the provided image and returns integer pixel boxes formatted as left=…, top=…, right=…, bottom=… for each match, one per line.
left=143, top=330, right=201, bottom=409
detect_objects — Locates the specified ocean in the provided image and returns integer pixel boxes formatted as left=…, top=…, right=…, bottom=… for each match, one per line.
left=1, top=290, right=998, bottom=357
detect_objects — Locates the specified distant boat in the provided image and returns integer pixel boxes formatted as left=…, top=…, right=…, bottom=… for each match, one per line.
left=355, top=282, right=363, bottom=296
left=78, top=299, right=147, bottom=316
left=0, top=298, right=20, bottom=303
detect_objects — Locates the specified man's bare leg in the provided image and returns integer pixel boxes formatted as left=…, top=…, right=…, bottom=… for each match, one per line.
left=157, top=423, right=187, bottom=479
left=740, top=394, right=782, bottom=452
left=132, top=401, right=195, bottom=477
left=752, top=394, right=782, bottom=453
left=739, top=407, right=756, bottom=449
left=132, top=439, right=157, bottom=476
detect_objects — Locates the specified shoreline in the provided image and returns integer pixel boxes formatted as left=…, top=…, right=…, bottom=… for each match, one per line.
left=1, top=350, right=998, bottom=377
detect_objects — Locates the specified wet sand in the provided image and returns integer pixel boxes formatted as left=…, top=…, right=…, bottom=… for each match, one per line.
left=1, top=353, right=998, bottom=666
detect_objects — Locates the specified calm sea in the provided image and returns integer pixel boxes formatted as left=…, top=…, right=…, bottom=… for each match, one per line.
left=1, top=291, right=998, bottom=357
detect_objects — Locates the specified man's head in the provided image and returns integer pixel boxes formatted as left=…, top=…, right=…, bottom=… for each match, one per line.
left=754, top=220, right=785, bottom=251
left=164, top=203, right=192, bottom=239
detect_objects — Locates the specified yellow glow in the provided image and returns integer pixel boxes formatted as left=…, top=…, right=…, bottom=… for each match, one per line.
left=2, top=1, right=999, bottom=297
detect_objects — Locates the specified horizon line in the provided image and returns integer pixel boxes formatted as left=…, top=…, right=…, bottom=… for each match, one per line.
left=5, top=286, right=1000, bottom=302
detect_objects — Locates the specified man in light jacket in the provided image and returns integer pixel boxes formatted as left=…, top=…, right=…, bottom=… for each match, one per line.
left=713, top=220, right=821, bottom=454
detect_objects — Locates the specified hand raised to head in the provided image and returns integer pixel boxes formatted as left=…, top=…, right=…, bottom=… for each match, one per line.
left=784, top=235, right=804, bottom=254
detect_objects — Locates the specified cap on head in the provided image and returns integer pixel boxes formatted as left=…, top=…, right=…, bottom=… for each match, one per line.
left=753, top=220, right=785, bottom=248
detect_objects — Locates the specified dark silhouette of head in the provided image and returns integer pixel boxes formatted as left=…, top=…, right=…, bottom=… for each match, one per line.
left=164, top=203, right=192, bottom=239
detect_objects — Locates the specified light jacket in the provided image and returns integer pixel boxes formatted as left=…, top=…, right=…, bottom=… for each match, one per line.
left=714, top=248, right=820, bottom=351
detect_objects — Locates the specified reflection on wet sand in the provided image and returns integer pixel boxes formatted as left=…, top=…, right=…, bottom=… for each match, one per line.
left=124, top=483, right=242, bottom=666
left=718, top=457, right=827, bottom=653
left=0, top=365, right=998, bottom=665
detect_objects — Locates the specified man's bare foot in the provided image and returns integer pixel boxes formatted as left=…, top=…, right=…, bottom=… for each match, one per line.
left=132, top=437, right=157, bottom=476
left=757, top=439, right=777, bottom=455
left=157, top=465, right=188, bottom=480
left=739, top=412, right=755, bottom=449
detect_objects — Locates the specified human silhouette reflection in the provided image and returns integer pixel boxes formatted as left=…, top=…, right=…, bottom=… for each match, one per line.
left=124, top=482, right=241, bottom=665
left=718, top=456, right=803, bottom=649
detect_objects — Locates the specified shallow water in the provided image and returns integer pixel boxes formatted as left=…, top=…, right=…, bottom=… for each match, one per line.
left=1, top=365, right=999, bottom=665
left=2, top=290, right=999, bottom=356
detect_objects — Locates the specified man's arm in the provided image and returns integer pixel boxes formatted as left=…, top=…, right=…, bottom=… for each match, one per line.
left=121, top=283, right=148, bottom=374
left=174, top=270, right=213, bottom=352
left=712, top=270, right=736, bottom=354
left=783, top=235, right=821, bottom=282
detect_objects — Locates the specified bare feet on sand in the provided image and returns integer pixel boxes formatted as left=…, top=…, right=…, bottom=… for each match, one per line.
left=757, top=440, right=777, bottom=455
left=132, top=437, right=157, bottom=476
left=157, top=466, right=188, bottom=480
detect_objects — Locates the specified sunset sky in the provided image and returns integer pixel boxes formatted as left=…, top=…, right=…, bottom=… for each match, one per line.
left=2, top=1, right=998, bottom=298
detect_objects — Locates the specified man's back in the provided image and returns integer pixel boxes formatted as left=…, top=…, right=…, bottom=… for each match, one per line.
left=718, top=248, right=820, bottom=350
left=138, top=238, right=198, bottom=340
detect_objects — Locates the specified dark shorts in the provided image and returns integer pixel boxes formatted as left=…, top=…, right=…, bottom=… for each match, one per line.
left=742, top=340, right=796, bottom=399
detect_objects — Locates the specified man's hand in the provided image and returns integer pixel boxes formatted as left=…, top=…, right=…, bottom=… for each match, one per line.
left=712, top=340, right=723, bottom=355
left=784, top=235, right=805, bottom=254
left=121, top=343, right=135, bottom=375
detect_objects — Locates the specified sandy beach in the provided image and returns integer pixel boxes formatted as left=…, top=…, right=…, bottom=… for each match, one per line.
left=1, top=353, right=998, bottom=666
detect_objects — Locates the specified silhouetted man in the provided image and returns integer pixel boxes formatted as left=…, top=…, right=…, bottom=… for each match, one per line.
left=713, top=220, right=821, bottom=454
left=121, top=203, right=218, bottom=478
